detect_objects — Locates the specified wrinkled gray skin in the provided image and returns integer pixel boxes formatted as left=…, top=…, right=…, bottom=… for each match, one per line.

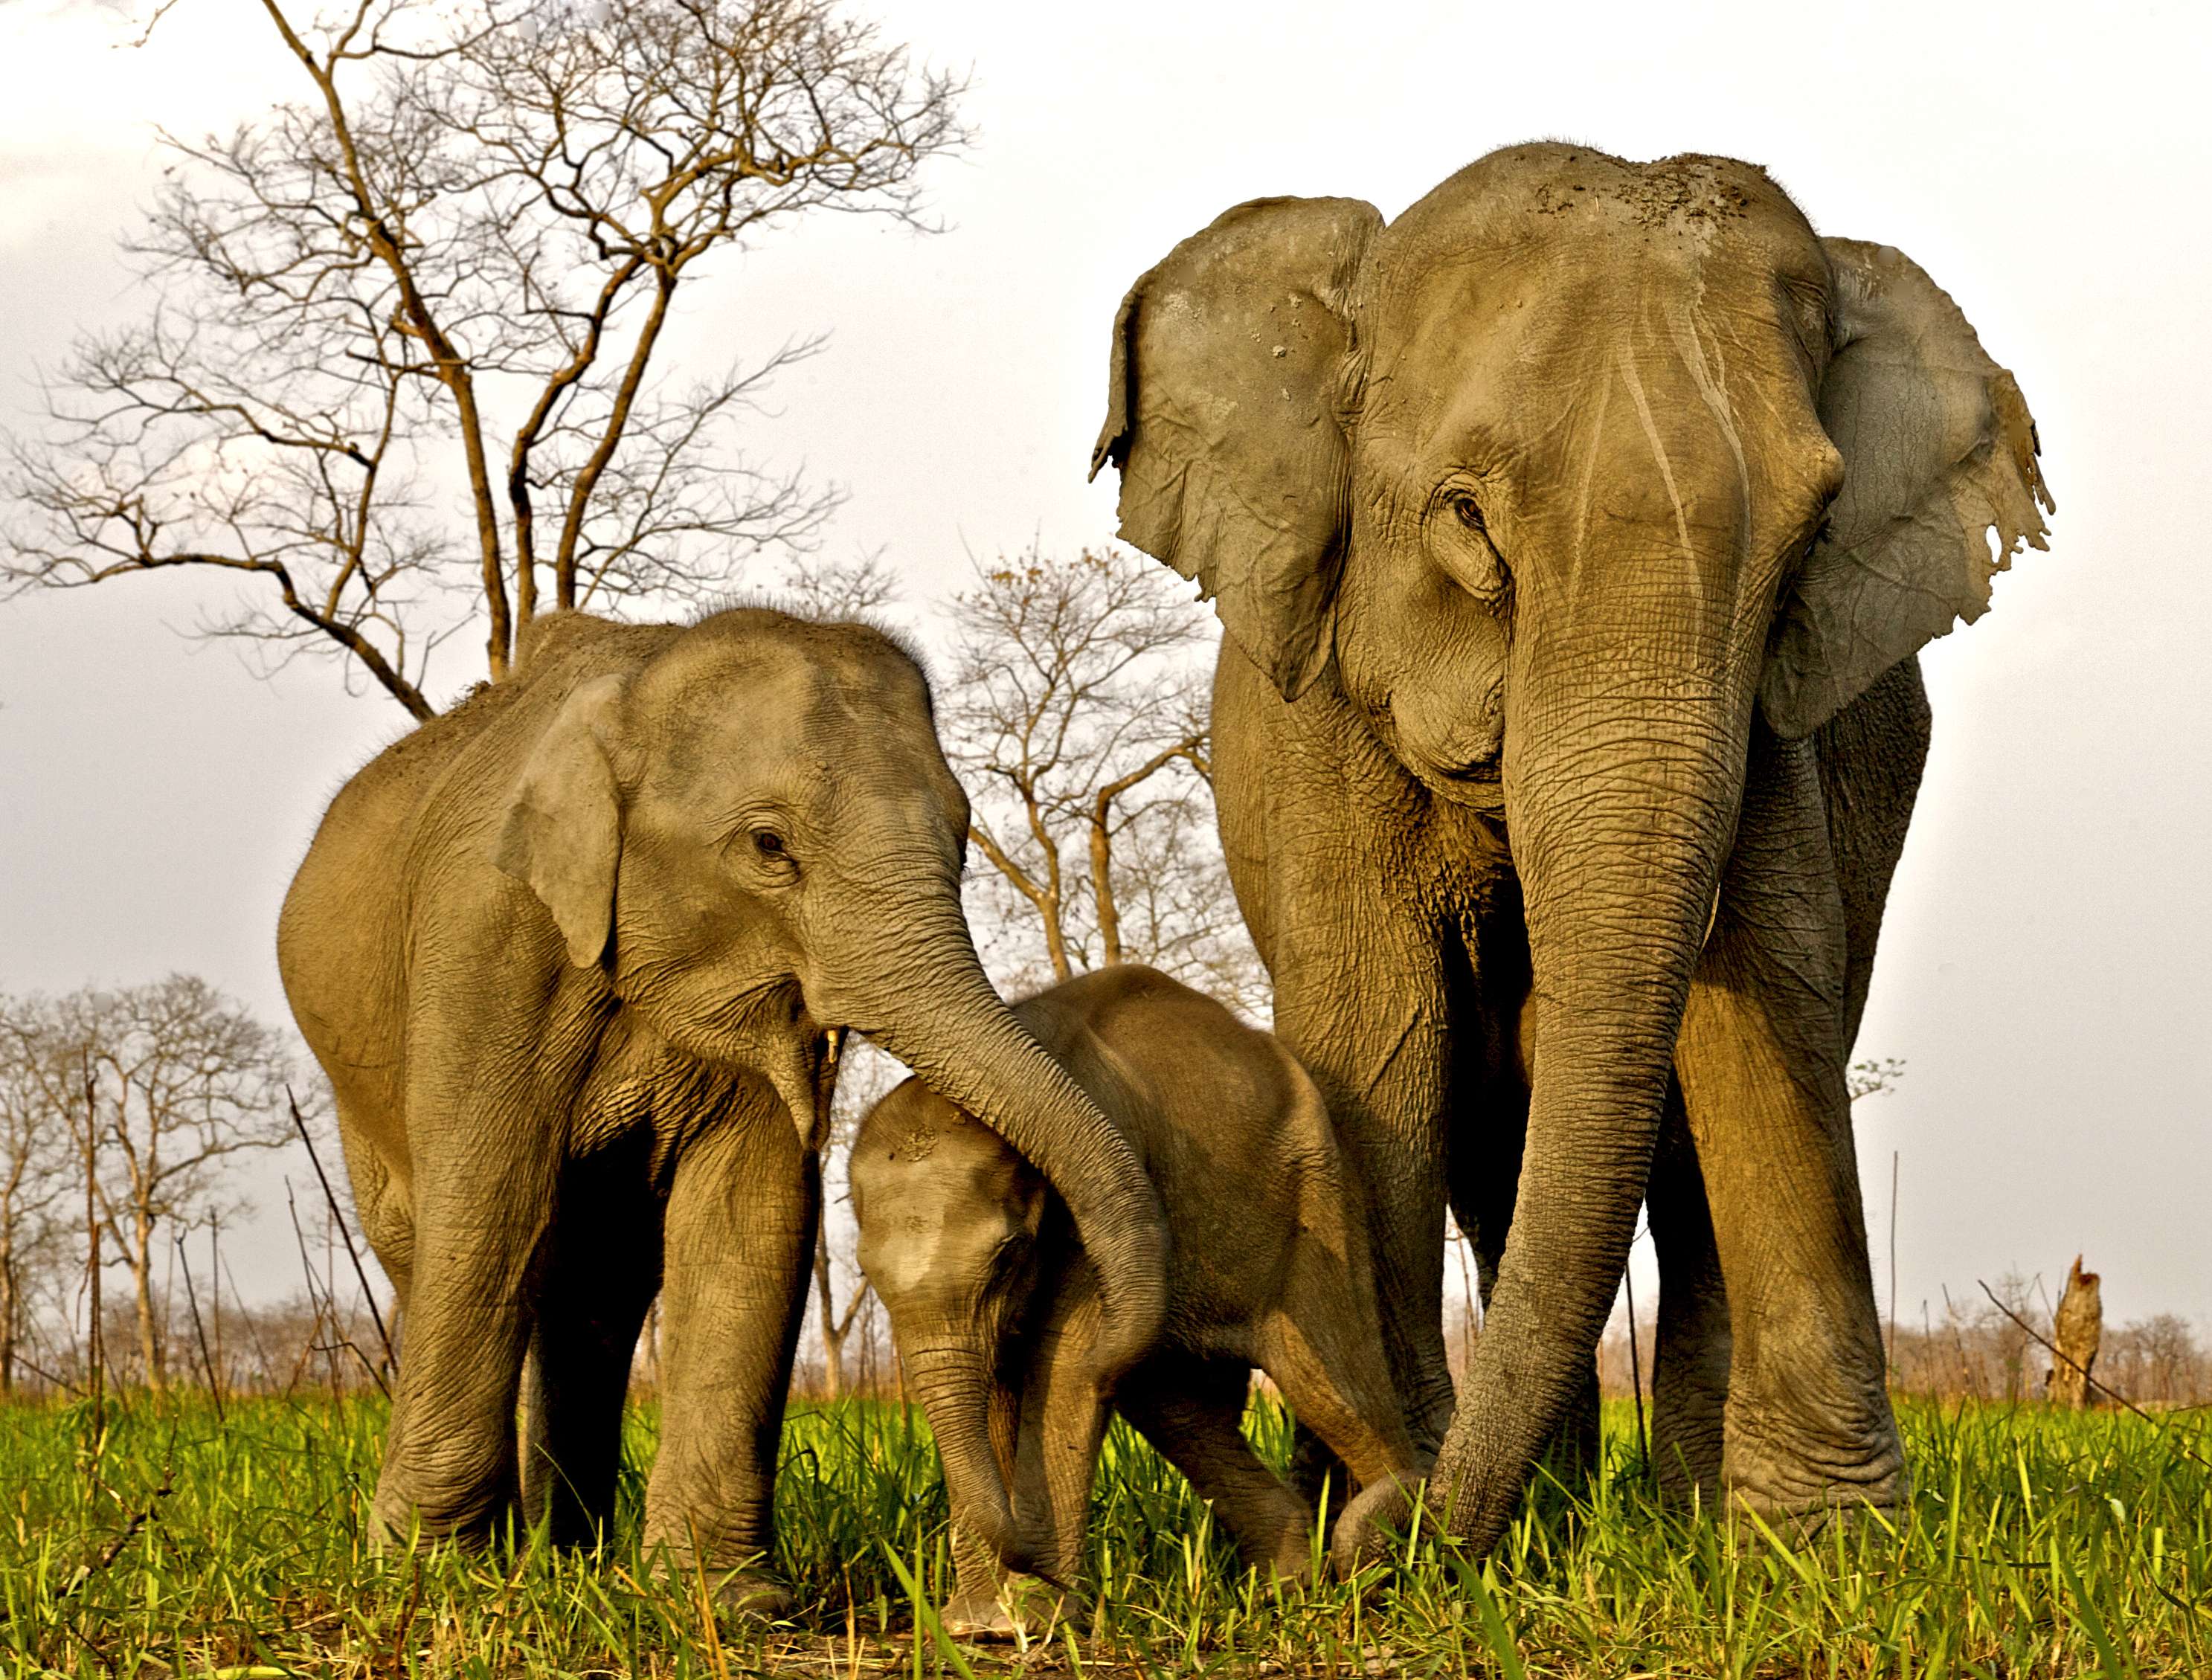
left=852, top=965, right=1427, bottom=1638
left=278, top=608, right=1166, bottom=1609
left=1093, top=144, right=2051, bottom=1551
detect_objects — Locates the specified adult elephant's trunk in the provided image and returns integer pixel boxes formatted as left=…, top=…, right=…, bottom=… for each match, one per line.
left=1431, top=640, right=1757, bottom=1551
left=808, top=882, right=1166, bottom=1383
left=900, top=1341, right=1038, bottom=1574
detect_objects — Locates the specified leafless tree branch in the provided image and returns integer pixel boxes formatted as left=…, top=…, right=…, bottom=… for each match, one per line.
left=4, top=0, right=967, bottom=717
left=939, top=544, right=1268, bottom=1015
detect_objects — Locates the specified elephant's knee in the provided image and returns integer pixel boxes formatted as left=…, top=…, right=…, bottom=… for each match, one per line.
left=379, top=1431, right=516, bottom=1542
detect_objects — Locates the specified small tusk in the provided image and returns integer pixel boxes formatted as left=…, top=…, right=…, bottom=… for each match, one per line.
left=795, top=1026, right=849, bottom=1153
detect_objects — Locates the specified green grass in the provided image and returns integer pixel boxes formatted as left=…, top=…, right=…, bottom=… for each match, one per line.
left=1, top=1391, right=2207, bottom=1676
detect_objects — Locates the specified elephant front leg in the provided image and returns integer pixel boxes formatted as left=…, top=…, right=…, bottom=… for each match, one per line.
left=1270, top=918, right=1455, bottom=1461
left=1122, top=1356, right=1316, bottom=1579
left=1675, top=724, right=1903, bottom=1524
left=373, top=1131, right=554, bottom=1545
left=646, top=1104, right=817, bottom=1617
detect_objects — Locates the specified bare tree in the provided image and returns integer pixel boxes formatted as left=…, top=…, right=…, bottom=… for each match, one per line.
left=771, top=549, right=901, bottom=622
left=3, top=0, right=967, bottom=718
left=2103, top=1314, right=2211, bottom=1406
left=8, top=978, right=309, bottom=1392
left=941, top=544, right=1267, bottom=1014
left=0, top=1008, right=76, bottom=1395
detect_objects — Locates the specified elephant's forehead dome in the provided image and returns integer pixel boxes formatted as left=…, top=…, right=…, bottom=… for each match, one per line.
left=1381, top=144, right=1820, bottom=279
left=635, top=636, right=929, bottom=743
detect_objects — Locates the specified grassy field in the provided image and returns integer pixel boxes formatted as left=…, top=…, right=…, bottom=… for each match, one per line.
left=1, top=1391, right=2208, bottom=1677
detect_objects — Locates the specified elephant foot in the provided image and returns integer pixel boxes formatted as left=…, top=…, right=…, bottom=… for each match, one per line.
left=1729, top=1484, right=1906, bottom=1552
left=645, top=1541, right=795, bottom=1623
left=1328, top=1474, right=1427, bottom=1575
left=703, top=1566, right=796, bottom=1621
left=1648, top=1420, right=1726, bottom=1506
left=1255, top=1531, right=1316, bottom=1586
left=1720, top=1413, right=1908, bottom=1545
left=942, top=1574, right=1069, bottom=1642
left=368, top=1492, right=505, bottom=1553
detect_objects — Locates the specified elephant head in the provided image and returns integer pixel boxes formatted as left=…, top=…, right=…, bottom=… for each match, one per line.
left=849, top=1075, right=1053, bottom=1575
left=493, top=609, right=1164, bottom=1378
left=1093, top=146, right=2050, bottom=1544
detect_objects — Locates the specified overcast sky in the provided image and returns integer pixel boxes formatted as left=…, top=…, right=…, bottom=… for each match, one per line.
left=2, top=0, right=2206, bottom=1329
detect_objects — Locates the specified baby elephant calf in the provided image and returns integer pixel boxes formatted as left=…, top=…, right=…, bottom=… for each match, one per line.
left=852, top=965, right=1424, bottom=1635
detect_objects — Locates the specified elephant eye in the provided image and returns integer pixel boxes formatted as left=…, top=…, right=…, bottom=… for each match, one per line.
left=751, top=828, right=789, bottom=860
left=1450, top=492, right=1489, bottom=532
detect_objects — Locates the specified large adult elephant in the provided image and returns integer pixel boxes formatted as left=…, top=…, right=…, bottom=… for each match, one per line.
left=278, top=608, right=1165, bottom=1608
left=1091, top=144, right=2050, bottom=1550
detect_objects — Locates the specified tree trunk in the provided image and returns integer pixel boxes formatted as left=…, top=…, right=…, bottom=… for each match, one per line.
left=2048, top=1255, right=2102, bottom=1409
left=0, top=1247, right=16, bottom=1397
left=133, top=1220, right=164, bottom=1393
left=127, top=1211, right=166, bottom=1388
left=1089, top=806, right=1123, bottom=967
left=812, top=1220, right=844, bottom=1401
left=84, top=1090, right=102, bottom=1422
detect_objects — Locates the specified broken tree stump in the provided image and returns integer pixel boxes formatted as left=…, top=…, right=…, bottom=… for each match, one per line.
left=2048, top=1255, right=2102, bottom=1408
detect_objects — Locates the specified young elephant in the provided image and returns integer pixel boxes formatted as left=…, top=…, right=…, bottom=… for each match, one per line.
left=852, top=965, right=1424, bottom=1634
left=278, top=608, right=1164, bottom=1613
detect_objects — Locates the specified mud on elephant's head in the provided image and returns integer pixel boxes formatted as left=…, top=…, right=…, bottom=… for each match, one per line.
left=492, top=608, right=1165, bottom=1375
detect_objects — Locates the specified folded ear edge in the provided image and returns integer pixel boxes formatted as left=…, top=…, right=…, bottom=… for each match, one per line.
left=1760, top=238, right=2054, bottom=740
left=492, top=672, right=627, bottom=968
left=1090, top=195, right=1382, bottom=702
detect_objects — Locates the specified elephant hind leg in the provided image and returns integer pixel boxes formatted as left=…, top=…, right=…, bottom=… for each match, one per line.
left=1120, top=1356, right=1314, bottom=1580
left=333, top=1108, right=414, bottom=1322
left=521, top=1145, right=662, bottom=1546
left=372, top=1061, right=566, bottom=1545
left=1446, top=1066, right=1601, bottom=1498
left=1647, top=1078, right=1729, bottom=1503
left=1813, top=655, right=1931, bottom=1051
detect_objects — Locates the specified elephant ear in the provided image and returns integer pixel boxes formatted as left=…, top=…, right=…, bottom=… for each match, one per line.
left=1761, top=239, right=2054, bottom=738
left=493, top=673, right=627, bottom=968
left=1091, top=196, right=1381, bottom=700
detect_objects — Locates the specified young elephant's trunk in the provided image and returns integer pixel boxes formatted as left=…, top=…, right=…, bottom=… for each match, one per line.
left=808, top=883, right=1166, bottom=1383
left=901, top=1342, right=1041, bottom=1576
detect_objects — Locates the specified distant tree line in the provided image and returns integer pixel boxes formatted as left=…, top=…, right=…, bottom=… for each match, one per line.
left=1581, top=1269, right=2212, bottom=1412
left=0, top=975, right=363, bottom=1400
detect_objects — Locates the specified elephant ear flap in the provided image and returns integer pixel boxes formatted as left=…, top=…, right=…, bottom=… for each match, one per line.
left=1091, top=196, right=1381, bottom=701
left=1761, top=239, right=2055, bottom=738
left=494, top=673, right=627, bottom=968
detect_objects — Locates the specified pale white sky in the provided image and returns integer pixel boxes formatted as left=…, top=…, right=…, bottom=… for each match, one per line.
left=2, top=0, right=2207, bottom=1329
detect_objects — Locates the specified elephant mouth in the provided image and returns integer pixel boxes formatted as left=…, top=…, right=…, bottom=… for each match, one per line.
left=1418, top=755, right=1507, bottom=814
left=1374, top=692, right=1508, bottom=814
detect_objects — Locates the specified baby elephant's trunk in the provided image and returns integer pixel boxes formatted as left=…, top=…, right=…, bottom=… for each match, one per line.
left=901, top=1342, right=1041, bottom=1577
